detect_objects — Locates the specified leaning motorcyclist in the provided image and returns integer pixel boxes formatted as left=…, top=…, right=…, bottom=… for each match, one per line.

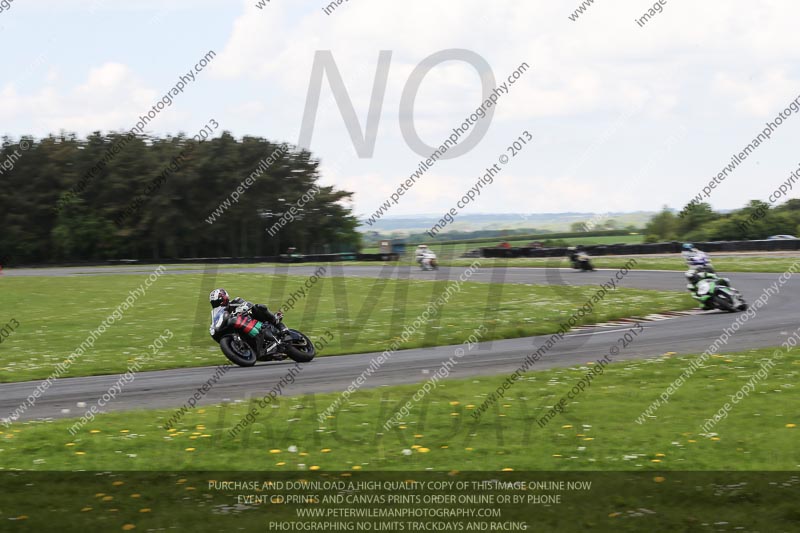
left=209, top=289, right=289, bottom=346
left=685, top=269, right=730, bottom=309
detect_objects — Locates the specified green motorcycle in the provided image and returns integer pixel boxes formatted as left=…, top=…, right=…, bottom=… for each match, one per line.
left=693, top=276, right=748, bottom=312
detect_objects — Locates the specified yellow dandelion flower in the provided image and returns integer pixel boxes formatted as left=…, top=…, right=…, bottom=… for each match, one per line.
left=449, top=401, right=460, bottom=406
left=651, top=459, right=661, bottom=463
left=552, top=454, right=562, bottom=457
left=75, top=451, right=86, bottom=455
left=501, top=468, right=513, bottom=472
left=786, top=423, right=796, bottom=428
left=177, top=479, right=187, bottom=484
left=418, top=447, right=430, bottom=453
left=466, top=405, right=475, bottom=409
left=687, top=439, right=696, bottom=443
left=269, top=449, right=281, bottom=454
left=450, top=413, right=460, bottom=417
left=711, top=437, right=720, bottom=441
left=185, top=447, right=196, bottom=452
left=465, top=448, right=473, bottom=451
left=197, top=409, right=206, bottom=414
left=309, top=466, right=320, bottom=471
left=653, top=476, right=665, bottom=483
left=130, top=494, right=141, bottom=498
left=276, top=462, right=286, bottom=466
left=95, top=493, right=105, bottom=498
left=81, top=507, right=92, bottom=512
left=120, top=430, right=130, bottom=433
left=66, top=443, right=76, bottom=447
left=352, top=466, right=362, bottom=470
left=414, top=434, right=424, bottom=438
left=321, top=449, right=331, bottom=453
left=411, top=445, right=420, bottom=449
left=90, top=430, right=101, bottom=434
left=583, top=437, right=594, bottom=441
left=299, top=452, right=308, bottom=456
left=562, top=425, right=572, bottom=429
left=196, top=425, right=206, bottom=430
left=102, top=496, right=114, bottom=501
left=112, top=481, right=124, bottom=486
left=609, top=512, right=621, bottom=518
left=122, top=524, right=136, bottom=530
left=139, top=508, right=151, bottom=513
left=440, top=445, right=449, bottom=449
left=655, top=453, right=665, bottom=457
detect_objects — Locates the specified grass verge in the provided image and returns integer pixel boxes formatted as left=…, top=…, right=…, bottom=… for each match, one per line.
left=3, top=345, right=797, bottom=471
left=0, top=273, right=692, bottom=383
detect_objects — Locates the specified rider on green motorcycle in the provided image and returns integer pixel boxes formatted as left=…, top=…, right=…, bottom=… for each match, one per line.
left=685, top=269, right=730, bottom=309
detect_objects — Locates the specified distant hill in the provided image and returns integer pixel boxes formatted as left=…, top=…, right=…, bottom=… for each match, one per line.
left=359, top=212, right=656, bottom=235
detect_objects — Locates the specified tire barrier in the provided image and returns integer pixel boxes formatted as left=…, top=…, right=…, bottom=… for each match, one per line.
left=479, top=239, right=800, bottom=258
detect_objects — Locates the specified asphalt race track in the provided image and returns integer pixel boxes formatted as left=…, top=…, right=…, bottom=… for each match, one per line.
left=2, top=265, right=798, bottom=422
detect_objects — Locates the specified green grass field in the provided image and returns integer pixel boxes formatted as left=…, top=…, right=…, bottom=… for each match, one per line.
left=0, top=272, right=693, bottom=383
left=4, top=345, right=796, bottom=471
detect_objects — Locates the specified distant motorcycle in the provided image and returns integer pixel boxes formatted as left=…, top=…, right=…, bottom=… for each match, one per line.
left=686, top=251, right=715, bottom=273
left=570, top=251, right=595, bottom=271
left=208, top=303, right=315, bottom=367
left=420, top=252, right=438, bottom=271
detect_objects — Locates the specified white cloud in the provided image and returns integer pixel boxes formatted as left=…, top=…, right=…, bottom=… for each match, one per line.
left=0, top=62, right=161, bottom=135
left=713, top=69, right=800, bottom=116
left=6, top=0, right=800, bottom=215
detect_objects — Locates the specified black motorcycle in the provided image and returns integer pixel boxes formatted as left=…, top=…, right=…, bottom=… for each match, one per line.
left=570, top=251, right=595, bottom=271
left=208, top=304, right=316, bottom=367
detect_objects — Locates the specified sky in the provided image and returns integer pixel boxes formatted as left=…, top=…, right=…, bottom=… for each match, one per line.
left=1, top=0, right=799, bottom=221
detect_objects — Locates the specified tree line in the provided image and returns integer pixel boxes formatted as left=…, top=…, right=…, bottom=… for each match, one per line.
left=644, top=200, right=800, bottom=242
left=0, top=132, right=361, bottom=265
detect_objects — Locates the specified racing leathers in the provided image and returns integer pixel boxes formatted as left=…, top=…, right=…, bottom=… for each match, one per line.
left=226, top=298, right=289, bottom=352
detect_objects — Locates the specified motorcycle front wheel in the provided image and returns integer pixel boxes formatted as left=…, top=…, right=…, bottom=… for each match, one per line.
left=219, top=334, right=257, bottom=367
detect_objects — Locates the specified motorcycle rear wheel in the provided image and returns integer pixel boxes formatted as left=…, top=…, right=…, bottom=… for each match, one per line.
left=712, top=292, right=736, bottom=312
left=284, top=330, right=316, bottom=363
